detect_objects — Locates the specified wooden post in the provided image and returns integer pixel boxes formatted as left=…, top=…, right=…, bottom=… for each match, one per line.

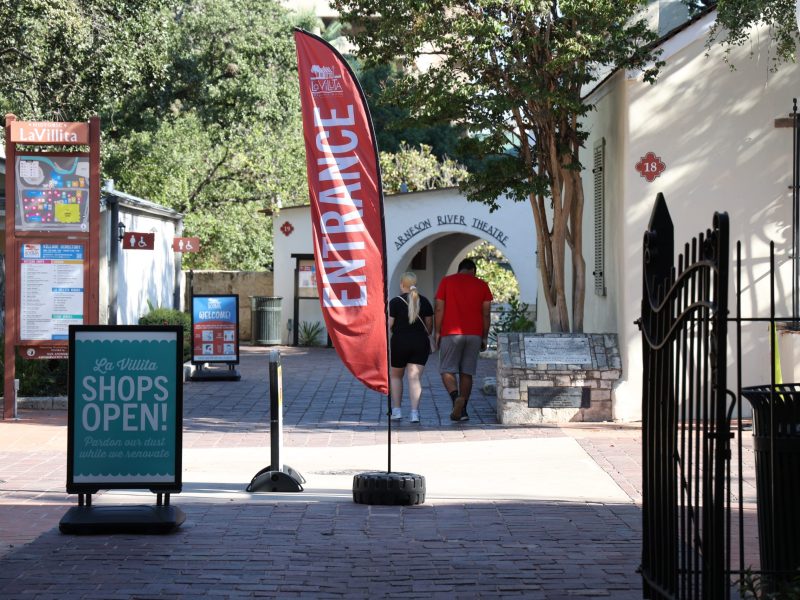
left=4, top=114, right=17, bottom=419
left=88, top=116, right=101, bottom=324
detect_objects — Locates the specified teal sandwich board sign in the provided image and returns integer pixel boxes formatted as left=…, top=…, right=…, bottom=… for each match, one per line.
left=67, top=326, right=183, bottom=493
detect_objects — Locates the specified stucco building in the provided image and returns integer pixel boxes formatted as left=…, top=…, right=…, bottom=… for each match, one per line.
left=571, top=4, right=800, bottom=420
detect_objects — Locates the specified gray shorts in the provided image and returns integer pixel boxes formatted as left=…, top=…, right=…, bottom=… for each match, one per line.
left=438, top=335, right=482, bottom=375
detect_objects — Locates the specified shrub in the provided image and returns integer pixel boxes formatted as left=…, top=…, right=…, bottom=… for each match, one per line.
left=298, top=321, right=325, bottom=346
left=138, top=308, right=192, bottom=362
left=0, top=335, right=68, bottom=397
left=17, top=357, right=68, bottom=396
left=489, top=297, right=535, bottom=349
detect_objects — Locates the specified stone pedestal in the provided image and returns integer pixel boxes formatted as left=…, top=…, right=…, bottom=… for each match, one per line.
left=496, top=333, right=622, bottom=424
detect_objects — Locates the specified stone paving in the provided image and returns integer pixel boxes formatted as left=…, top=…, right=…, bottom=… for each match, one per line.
left=0, top=345, right=757, bottom=598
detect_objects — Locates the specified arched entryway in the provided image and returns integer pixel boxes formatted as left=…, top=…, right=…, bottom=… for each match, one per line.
left=385, top=188, right=537, bottom=305
left=272, top=187, right=538, bottom=344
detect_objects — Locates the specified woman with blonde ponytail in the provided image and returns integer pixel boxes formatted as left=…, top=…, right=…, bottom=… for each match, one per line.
left=388, top=272, right=434, bottom=423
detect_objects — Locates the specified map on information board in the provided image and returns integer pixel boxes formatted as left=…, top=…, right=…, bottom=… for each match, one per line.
left=15, top=156, right=90, bottom=231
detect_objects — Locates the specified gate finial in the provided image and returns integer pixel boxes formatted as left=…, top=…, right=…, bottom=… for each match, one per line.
left=643, top=193, right=674, bottom=302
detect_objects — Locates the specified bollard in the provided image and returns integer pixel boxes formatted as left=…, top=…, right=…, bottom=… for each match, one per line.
left=12, top=379, right=19, bottom=420
left=246, top=349, right=305, bottom=492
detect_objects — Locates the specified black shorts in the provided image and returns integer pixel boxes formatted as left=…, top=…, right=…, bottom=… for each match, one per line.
left=390, top=332, right=430, bottom=368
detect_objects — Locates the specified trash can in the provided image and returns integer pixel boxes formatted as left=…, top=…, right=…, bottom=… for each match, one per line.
left=250, top=296, right=282, bottom=345
left=740, top=384, right=800, bottom=589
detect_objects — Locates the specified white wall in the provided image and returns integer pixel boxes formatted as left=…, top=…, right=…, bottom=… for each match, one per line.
left=116, top=211, right=180, bottom=324
left=577, top=14, right=800, bottom=420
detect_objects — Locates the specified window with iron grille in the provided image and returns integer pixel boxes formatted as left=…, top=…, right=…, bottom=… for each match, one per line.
left=593, top=138, right=606, bottom=296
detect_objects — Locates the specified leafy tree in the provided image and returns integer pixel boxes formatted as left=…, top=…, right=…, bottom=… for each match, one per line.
left=380, top=143, right=467, bottom=193
left=702, top=0, right=798, bottom=68
left=0, top=0, right=176, bottom=122
left=467, top=242, right=519, bottom=303
left=353, top=60, right=465, bottom=161
left=334, top=0, right=662, bottom=332
left=105, top=110, right=305, bottom=269
left=107, top=0, right=307, bottom=269
left=0, top=0, right=307, bottom=270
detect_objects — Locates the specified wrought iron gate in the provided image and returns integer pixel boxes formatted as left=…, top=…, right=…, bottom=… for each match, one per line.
left=639, top=193, right=732, bottom=599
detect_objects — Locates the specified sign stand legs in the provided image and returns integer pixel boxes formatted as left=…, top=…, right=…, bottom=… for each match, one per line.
left=60, top=325, right=186, bottom=535
left=59, top=493, right=185, bottom=535
left=190, top=361, right=241, bottom=381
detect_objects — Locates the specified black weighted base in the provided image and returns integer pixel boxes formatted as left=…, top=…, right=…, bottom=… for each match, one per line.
left=249, top=464, right=306, bottom=485
left=59, top=504, right=186, bottom=535
left=352, top=471, right=426, bottom=506
left=190, top=368, right=241, bottom=381
left=247, top=469, right=304, bottom=492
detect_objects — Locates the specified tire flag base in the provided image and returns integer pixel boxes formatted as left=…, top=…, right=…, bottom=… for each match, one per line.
left=352, top=471, right=426, bottom=505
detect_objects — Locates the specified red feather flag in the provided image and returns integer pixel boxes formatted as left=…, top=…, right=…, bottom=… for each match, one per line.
left=294, top=29, right=389, bottom=394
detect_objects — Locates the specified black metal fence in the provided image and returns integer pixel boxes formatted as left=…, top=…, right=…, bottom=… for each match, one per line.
left=639, top=193, right=800, bottom=598
left=639, top=193, right=732, bottom=599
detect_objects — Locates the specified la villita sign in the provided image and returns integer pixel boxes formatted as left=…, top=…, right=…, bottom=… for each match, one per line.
left=394, top=213, right=511, bottom=250
left=9, top=121, right=90, bottom=145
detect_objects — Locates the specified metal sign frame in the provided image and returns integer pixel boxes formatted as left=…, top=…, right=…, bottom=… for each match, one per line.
left=66, top=325, right=183, bottom=494
left=191, top=294, right=240, bottom=366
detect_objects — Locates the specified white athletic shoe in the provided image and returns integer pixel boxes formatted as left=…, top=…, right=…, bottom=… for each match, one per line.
left=410, top=410, right=420, bottom=423
left=390, top=408, right=402, bottom=420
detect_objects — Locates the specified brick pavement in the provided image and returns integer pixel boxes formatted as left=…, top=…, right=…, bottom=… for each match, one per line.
left=0, top=345, right=757, bottom=598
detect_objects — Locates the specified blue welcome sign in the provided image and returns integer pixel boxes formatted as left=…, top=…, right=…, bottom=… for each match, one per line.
left=67, top=326, right=183, bottom=493
left=191, top=294, right=239, bottom=364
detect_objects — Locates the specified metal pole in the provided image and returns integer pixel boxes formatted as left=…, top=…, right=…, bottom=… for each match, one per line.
left=269, top=349, right=282, bottom=473
left=246, top=347, right=303, bottom=492
left=793, top=99, right=799, bottom=322
left=12, top=378, right=18, bottom=420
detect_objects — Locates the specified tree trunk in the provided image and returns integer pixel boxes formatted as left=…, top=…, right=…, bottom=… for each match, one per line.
left=529, top=138, right=585, bottom=334
left=529, top=194, right=571, bottom=333
left=569, top=169, right=585, bottom=333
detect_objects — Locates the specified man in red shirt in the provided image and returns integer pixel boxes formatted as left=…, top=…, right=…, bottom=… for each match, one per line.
left=434, top=258, right=493, bottom=421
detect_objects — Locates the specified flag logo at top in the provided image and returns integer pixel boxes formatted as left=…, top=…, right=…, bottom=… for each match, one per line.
left=294, top=29, right=389, bottom=395
left=309, top=64, right=344, bottom=97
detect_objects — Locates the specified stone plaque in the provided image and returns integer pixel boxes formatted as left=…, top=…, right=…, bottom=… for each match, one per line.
left=524, top=336, right=592, bottom=365
left=528, top=386, right=590, bottom=409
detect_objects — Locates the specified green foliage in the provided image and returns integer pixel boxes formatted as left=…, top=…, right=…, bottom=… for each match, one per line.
left=468, top=242, right=519, bottom=303
left=0, top=0, right=177, bottom=122
left=334, top=0, right=663, bottom=332
left=0, top=0, right=307, bottom=270
left=138, top=308, right=192, bottom=362
left=495, top=298, right=536, bottom=334
left=183, top=203, right=274, bottom=270
left=706, top=0, right=798, bottom=69
left=298, top=321, right=325, bottom=346
left=335, top=0, right=661, bottom=205
left=489, top=298, right=536, bottom=349
left=738, top=568, right=800, bottom=599
left=0, top=336, right=68, bottom=397
left=16, top=358, right=69, bottom=397
left=353, top=59, right=466, bottom=161
left=380, top=143, right=468, bottom=194
left=107, top=0, right=308, bottom=269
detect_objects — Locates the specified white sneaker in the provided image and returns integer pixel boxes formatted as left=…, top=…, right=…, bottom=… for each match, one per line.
left=410, top=410, right=420, bottom=423
left=391, top=408, right=402, bottom=420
